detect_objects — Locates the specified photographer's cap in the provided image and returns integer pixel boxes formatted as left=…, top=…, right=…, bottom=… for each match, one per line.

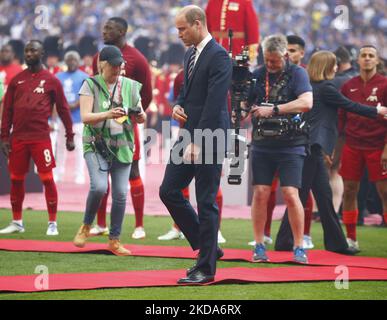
left=99, top=45, right=124, bottom=66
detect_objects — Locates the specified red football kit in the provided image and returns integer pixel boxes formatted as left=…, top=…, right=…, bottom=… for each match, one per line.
left=339, top=73, right=387, bottom=181
left=1, top=68, right=74, bottom=174
left=0, top=67, right=73, bottom=224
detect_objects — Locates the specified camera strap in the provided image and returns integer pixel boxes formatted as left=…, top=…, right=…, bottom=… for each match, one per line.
left=265, top=71, right=286, bottom=103
left=88, top=77, right=119, bottom=132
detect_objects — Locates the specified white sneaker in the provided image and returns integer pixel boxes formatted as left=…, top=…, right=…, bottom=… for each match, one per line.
left=218, top=230, right=226, bottom=244
left=347, top=238, right=360, bottom=251
left=46, top=222, right=59, bottom=236
left=303, top=235, right=314, bottom=249
left=0, top=222, right=25, bottom=234
left=132, top=227, right=146, bottom=239
left=158, top=227, right=185, bottom=240
left=248, top=240, right=256, bottom=246
left=89, top=225, right=109, bottom=236
left=264, top=235, right=273, bottom=245
left=248, top=235, right=272, bottom=247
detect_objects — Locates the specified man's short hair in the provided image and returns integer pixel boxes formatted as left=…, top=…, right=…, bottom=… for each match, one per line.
left=108, top=17, right=128, bottom=33
left=359, top=45, right=378, bottom=54
left=28, top=39, right=44, bottom=47
left=286, top=35, right=305, bottom=49
left=64, top=50, right=81, bottom=62
left=334, top=46, right=351, bottom=64
left=182, top=6, right=207, bottom=26
left=262, top=34, right=288, bottom=56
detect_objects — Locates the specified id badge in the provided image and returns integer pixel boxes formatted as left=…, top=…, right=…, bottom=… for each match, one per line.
left=114, top=115, right=128, bottom=124
left=114, top=106, right=128, bottom=124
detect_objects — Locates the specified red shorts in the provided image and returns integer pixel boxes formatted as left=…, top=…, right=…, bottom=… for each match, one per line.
left=133, top=123, right=140, bottom=161
left=339, top=144, right=387, bottom=182
left=9, top=139, right=56, bottom=175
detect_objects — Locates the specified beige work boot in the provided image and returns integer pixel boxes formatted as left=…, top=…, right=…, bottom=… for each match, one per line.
left=108, top=239, right=131, bottom=256
left=73, top=224, right=91, bottom=248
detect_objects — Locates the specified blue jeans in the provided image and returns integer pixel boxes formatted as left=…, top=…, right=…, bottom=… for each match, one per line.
left=83, top=152, right=131, bottom=239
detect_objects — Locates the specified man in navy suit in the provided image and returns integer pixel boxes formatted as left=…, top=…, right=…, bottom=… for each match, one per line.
left=159, top=5, right=232, bottom=284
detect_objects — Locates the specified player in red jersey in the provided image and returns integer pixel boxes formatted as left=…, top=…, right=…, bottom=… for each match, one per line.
left=339, top=45, right=387, bottom=250
left=0, top=40, right=74, bottom=236
left=90, top=17, right=152, bottom=239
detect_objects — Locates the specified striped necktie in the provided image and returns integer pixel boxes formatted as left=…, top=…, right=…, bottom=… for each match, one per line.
left=187, top=47, right=197, bottom=80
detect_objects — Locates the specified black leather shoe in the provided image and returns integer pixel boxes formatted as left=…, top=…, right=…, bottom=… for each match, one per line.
left=186, top=247, right=224, bottom=276
left=335, top=247, right=360, bottom=255
left=178, top=270, right=215, bottom=284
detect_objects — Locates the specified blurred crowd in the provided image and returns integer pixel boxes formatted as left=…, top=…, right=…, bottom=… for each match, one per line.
left=0, top=0, right=386, bottom=63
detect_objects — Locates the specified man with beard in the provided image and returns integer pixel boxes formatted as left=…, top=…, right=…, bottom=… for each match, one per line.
left=0, top=40, right=74, bottom=235
left=91, top=17, right=152, bottom=240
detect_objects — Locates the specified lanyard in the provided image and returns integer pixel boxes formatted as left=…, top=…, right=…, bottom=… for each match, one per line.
left=108, top=78, right=121, bottom=105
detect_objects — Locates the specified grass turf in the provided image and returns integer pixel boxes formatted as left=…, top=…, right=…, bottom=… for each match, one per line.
left=0, top=208, right=386, bottom=300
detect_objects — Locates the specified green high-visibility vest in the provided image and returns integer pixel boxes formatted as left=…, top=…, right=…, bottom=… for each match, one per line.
left=82, top=74, right=142, bottom=164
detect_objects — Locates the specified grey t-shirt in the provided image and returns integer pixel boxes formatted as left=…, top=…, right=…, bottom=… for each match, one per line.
left=79, top=78, right=124, bottom=135
left=79, top=79, right=121, bottom=104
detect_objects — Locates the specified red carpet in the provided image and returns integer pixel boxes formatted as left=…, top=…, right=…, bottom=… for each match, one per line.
left=1, top=239, right=387, bottom=270
left=1, top=266, right=387, bottom=293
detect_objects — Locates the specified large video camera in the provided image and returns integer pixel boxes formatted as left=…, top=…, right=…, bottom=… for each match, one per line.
left=254, top=103, right=307, bottom=138
left=227, top=30, right=255, bottom=185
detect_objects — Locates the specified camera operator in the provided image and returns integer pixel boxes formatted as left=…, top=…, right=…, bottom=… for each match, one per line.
left=246, top=34, right=313, bottom=264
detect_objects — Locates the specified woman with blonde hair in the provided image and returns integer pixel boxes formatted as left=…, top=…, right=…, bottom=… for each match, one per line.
left=277, top=50, right=387, bottom=254
left=73, top=45, right=146, bottom=255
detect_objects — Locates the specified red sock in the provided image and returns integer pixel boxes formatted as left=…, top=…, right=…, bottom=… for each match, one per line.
left=97, top=181, right=109, bottom=228
left=265, top=190, right=276, bottom=237
left=10, top=178, right=25, bottom=221
left=130, top=177, right=144, bottom=228
left=304, top=192, right=313, bottom=236
left=41, top=177, right=58, bottom=222
left=216, top=188, right=223, bottom=228
left=383, top=213, right=387, bottom=224
left=343, top=210, right=358, bottom=241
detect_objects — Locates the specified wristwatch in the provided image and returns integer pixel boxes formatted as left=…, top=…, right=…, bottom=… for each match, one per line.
left=272, top=105, right=280, bottom=116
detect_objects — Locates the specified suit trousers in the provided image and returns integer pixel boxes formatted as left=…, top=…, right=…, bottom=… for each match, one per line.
left=159, top=157, right=222, bottom=276
left=275, top=144, right=349, bottom=252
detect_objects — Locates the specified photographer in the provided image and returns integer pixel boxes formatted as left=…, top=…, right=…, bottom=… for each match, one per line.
left=73, top=45, right=146, bottom=255
left=247, top=34, right=313, bottom=263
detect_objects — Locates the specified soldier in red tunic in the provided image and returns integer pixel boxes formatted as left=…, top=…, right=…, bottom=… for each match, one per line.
left=205, top=0, right=259, bottom=62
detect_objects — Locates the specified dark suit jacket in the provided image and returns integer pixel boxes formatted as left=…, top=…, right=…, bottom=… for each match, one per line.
left=307, top=80, right=378, bottom=155
left=176, top=38, right=232, bottom=154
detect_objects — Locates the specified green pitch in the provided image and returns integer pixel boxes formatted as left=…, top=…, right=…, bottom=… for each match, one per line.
left=0, top=209, right=386, bottom=300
